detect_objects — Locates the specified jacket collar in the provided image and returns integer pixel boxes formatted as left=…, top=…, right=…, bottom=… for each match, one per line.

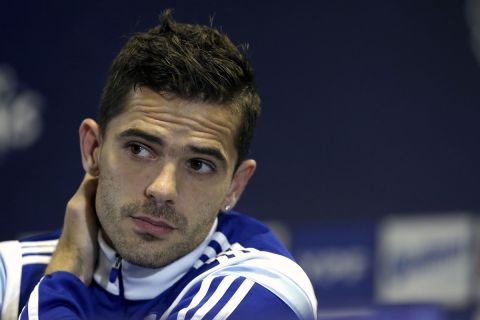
left=93, top=218, right=218, bottom=300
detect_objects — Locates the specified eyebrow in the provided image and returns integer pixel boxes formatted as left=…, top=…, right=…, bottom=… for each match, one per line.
left=189, top=145, right=227, bottom=167
left=118, top=128, right=164, bottom=146
left=118, top=128, right=228, bottom=166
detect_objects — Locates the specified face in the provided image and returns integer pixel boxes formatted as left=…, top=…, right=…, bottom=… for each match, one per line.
left=83, top=87, right=254, bottom=268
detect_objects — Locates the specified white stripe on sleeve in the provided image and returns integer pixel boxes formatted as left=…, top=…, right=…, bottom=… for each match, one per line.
left=193, top=233, right=231, bottom=269
left=20, top=240, right=58, bottom=248
left=193, top=247, right=218, bottom=269
left=176, top=276, right=214, bottom=320
left=27, top=279, right=42, bottom=320
left=212, top=278, right=254, bottom=320
left=21, top=247, right=55, bottom=255
left=22, top=255, right=51, bottom=265
left=202, top=246, right=217, bottom=259
left=211, top=232, right=230, bottom=252
left=0, top=254, right=6, bottom=314
left=0, top=241, right=22, bottom=320
left=191, top=275, right=238, bottom=319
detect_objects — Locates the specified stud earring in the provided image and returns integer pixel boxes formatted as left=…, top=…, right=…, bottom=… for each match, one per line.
left=223, top=204, right=231, bottom=212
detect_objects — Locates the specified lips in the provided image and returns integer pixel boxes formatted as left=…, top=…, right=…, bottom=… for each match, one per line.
left=131, top=216, right=176, bottom=238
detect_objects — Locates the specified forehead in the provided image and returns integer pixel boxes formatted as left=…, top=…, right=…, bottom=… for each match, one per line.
left=105, top=88, right=239, bottom=155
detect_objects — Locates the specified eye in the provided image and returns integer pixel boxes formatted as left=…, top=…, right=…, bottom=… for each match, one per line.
left=188, top=159, right=215, bottom=174
left=128, top=143, right=154, bottom=159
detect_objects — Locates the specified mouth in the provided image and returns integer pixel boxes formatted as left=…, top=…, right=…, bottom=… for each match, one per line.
left=130, top=216, right=177, bottom=238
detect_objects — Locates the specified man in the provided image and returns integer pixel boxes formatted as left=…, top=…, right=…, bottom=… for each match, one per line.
left=0, top=10, right=317, bottom=320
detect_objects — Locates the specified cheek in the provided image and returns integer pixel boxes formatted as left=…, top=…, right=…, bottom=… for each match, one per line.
left=99, top=153, right=143, bottom=196
left=95, top=155, right=131, bottom=216
left=95, top=173, right=117, bottom=218
left=181, top=179, right=229, bottom=211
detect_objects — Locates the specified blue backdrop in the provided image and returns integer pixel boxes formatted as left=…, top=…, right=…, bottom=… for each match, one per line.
left=1, top=1, right=480, bottom=242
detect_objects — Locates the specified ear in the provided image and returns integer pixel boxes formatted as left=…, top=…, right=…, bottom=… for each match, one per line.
left=222, top=159, right=256, bottom=212
left=79, top=119, right=102, bottom=176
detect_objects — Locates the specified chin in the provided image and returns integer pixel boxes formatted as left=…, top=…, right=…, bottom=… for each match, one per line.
left=120, top=248, right=175, bottom=268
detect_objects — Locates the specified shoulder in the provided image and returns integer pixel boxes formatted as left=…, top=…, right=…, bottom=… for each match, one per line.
left=2, top=229, right=60, bottom=271
left=1, top=230, right=61, bottom=266
left=0, top=230, right=60, bottom=319
left=164, top=249, right=317, bottom=320
left=215, top=211, right=293, bottom=257
left=163, top=273, right=301, bottom=320
left=164, top=213, right=318, bottom=320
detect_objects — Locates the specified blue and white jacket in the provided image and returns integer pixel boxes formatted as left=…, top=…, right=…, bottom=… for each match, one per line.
left=0, top=212, right=317, bottom=320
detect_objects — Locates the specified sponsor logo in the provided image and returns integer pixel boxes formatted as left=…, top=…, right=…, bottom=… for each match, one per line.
left=377, top=215, right=474, bottom=306
left=388, top=241, right=467, bottom=280
left=0, top=64, right=43, bottom=160
left=297, top=247, right=369, bottom=287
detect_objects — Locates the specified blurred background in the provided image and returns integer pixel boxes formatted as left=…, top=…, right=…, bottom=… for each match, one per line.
left=2, top=0, right=480, bottom=319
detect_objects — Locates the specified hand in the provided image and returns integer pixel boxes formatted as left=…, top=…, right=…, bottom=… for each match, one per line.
left=45, top=173, right=99, bottom=285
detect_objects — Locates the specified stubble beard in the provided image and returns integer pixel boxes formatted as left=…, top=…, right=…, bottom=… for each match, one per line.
left=96, top=178, right=215, bottom=268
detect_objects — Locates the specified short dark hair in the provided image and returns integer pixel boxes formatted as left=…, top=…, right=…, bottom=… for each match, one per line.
left=98, top=10, right=260, bottom=167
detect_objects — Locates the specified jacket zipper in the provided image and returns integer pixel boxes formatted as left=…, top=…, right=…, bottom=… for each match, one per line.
left=109, top=254, right=125, bottom=298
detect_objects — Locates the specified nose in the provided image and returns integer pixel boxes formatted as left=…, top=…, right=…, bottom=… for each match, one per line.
left=145, top=161, right=178, bottom=205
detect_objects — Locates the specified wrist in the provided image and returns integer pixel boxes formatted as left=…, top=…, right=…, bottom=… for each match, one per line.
left=45, top=247, right=93, bottom=285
